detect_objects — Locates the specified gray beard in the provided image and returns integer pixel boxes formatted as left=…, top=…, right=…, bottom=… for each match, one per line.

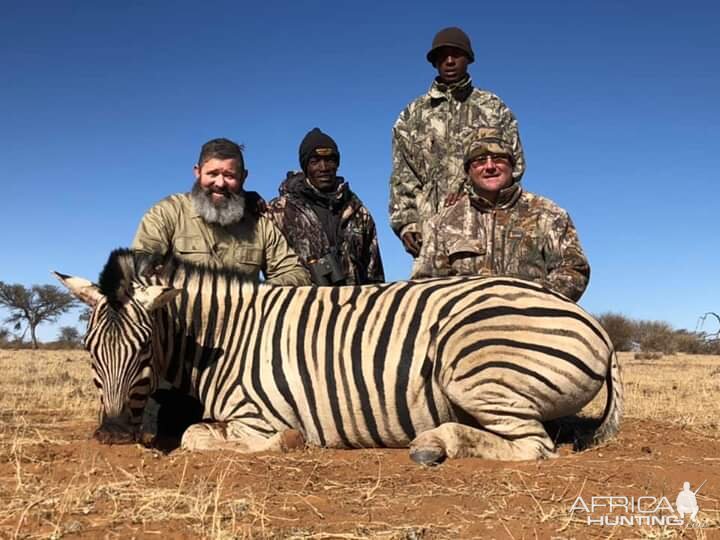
left=190, top=182, right=246, bottom=226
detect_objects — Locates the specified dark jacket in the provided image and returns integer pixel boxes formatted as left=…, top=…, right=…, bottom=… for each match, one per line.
left=268, top=173, right=385, bottom=285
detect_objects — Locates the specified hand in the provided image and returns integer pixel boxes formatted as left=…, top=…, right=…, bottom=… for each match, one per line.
left=401, top=232, right=423, bottom=257
left=444, top=191, right=465, bottom=207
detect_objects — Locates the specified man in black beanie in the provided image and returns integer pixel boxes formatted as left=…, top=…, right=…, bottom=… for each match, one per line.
left=389, top=26, right=526, bottom=258
left=268, top=128, right=385, bottom=285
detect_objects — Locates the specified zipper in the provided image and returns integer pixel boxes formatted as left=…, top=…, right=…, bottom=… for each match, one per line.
left=441, top=92, right=452, bottom=211
left=489, top=207, right=497, bottom=273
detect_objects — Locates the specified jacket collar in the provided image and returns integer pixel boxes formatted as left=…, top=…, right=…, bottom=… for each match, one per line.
left=466, top=181, right=523, bottom=211
left=282, top=171, right=353, bottom=211
left=429, top=75, right=473, bottom=102
left=187, top=197, right=201, bottom=218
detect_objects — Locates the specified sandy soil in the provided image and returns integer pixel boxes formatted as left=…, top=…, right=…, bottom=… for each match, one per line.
left=1, top=350, right=719, bottom=539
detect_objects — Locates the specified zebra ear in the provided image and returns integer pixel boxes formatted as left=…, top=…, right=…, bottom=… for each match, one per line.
left=53, top=272, right=103, bottom=307
left=134, top=285, right=181, bottom=312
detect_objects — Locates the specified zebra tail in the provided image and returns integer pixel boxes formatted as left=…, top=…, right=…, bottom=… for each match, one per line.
left=576, top=349, right=624, bottom=450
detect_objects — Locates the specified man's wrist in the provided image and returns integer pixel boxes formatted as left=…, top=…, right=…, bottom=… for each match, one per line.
left=400, top=223, right=419, bottom=237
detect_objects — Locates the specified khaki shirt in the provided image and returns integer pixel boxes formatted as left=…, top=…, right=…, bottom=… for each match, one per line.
left=132, top=193, right=311, bottom=286
left=411, top=187, right=590, bottom=301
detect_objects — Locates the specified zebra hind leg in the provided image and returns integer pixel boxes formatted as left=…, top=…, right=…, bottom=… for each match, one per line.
left=410, top=375, right=557, bottom=464
left=410, top=418, right=557, bottom=465
left=181, top=421, right=305, bottom=453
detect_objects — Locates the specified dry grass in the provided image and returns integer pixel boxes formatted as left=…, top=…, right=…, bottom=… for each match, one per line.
left=581, top=352, right=720, bottom=437
left=1, top=349, right=719, bottom=539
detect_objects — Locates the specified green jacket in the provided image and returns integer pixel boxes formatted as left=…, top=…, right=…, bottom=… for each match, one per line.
left=389, top=76, right=525, bottom=239
left=411, top=185, right=590, bottom=302
left=132, top=193, right=311, bottom=286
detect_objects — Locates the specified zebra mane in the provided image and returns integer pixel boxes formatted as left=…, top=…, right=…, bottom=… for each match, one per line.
left=98, top=248, right=259, bottom=308
left=98, top=248, right=156, bottom=308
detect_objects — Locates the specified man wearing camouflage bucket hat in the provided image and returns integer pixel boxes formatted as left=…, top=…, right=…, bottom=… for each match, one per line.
left=389, top=27, right=526, bottom=257
left=411, top=128, right=590, bottom=302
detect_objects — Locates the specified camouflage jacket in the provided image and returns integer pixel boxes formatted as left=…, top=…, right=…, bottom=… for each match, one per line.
left=267, top=173, right=385, bottom=285
left=132, top=193, right=311, bottom=286
left=389, top=76, right=525, bottom=239
left=411, top=184, right=590, bottom=301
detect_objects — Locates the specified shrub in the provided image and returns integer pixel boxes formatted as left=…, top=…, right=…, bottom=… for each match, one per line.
left=594, top=313, right=716, bottom=355
left=672, top=330, right=707, bottom=354
left=595, top=312, right=635, bottom=351
left=635, top=320, right=677, bottom=354
left=635, top=351, right=664, bottom=360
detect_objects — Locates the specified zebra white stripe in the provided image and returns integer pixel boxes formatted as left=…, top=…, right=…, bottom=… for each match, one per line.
left=55, top=248, right=622, bottom=463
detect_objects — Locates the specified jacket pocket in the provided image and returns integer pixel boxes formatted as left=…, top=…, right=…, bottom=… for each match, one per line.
left=174, top=236, right=212, bottom=264
left=447, top=238, right=485, bottom=274
left=234, top=246, right=263, bottom=267
left=506, top=230, right=546, bottom=278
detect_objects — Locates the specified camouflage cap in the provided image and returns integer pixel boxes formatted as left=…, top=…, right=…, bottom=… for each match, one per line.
left=463, top=128, right=514, bottom=171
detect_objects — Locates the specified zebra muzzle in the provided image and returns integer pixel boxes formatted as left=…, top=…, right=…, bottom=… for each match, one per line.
left=94, top=420, right=138, bottom=445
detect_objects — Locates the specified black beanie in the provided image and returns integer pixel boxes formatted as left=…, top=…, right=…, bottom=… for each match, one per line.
left=299, top=128, right=340, bottom=172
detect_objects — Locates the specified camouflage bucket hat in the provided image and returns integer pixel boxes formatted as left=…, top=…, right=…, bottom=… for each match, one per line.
left=463, top=128, right=514, bottom=171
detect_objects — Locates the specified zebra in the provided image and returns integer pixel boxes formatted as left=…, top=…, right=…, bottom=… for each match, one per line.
left=55, top=248, right=622, bottom=464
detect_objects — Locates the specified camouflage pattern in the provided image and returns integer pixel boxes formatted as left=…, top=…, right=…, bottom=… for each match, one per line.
left=463, top=127, right=514, bottom=170
left=267, top=173, right=385, bottom=285
left=132, top=193, right=311, bottom=286
left=411, top=185, right=590, bottom=301
left=389, top=76, right=526, bottom=239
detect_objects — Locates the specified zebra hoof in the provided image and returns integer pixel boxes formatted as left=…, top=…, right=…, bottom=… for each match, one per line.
left=410, top=447, right=447, bottom=466
left=93, top=426, right=137, bottom=445
left=280, top=429, right=305, bottom=452
left=136, top=431, right=157, bottom=447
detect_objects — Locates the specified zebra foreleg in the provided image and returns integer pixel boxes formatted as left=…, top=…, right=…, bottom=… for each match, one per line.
left=410, top=419, right=556, bottom=465
left=181, top=421, right=305, bottom=453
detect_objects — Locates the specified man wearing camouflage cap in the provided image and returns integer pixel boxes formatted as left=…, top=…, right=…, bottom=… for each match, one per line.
left=412, top=128, right=589, bottom=301
left=267, top=128, right=385, bottom=286
left=390, top=27, right=526, bottom=257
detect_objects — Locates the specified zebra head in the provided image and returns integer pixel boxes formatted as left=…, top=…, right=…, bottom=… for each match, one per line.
left=54, top=253, right=180, bottom=444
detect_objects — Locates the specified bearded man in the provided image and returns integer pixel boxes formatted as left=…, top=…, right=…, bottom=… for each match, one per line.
left=132, top=138, right=310, bottom=286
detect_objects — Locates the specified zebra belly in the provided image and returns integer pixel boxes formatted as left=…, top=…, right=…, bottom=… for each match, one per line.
left=304, top=409, right=452, bottom=449
left=233, top=374, right=454, bottom=449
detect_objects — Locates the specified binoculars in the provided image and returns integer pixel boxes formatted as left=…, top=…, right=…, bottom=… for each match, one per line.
left=308, top=252, right=346, bottom=286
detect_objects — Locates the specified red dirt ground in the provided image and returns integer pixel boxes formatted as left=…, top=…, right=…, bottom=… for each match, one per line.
left=2, top=416, right=719, bottom=539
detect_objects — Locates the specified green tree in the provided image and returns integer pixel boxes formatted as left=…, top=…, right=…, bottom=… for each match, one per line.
left=0, top=282, right=77, bottom=349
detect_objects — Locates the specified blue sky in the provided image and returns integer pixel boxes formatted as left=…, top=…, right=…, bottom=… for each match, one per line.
left=1, top=1, right=718, bottom=341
